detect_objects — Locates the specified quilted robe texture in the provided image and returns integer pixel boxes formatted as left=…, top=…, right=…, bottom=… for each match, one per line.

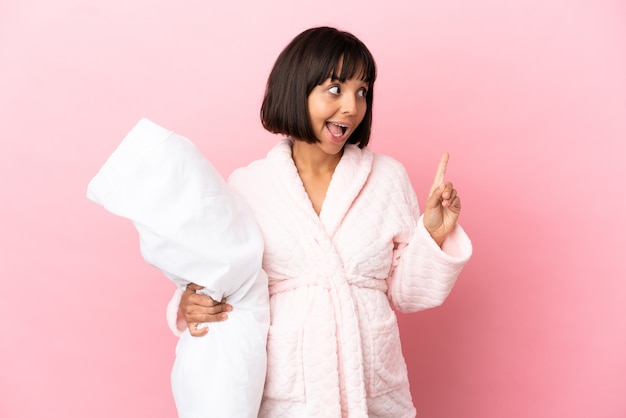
left=169, top=139, right=472, bottom=417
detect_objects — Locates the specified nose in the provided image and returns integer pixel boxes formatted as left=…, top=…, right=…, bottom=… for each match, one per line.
left=341, top=93, right=358, bottom=115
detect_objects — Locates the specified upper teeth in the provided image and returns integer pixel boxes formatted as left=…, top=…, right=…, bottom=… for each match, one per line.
left=330, top=122, right=347, bottom=137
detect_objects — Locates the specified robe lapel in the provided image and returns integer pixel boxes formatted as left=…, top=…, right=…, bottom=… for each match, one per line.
left=266, top=139, right=327, bottom=244
left=266, top=139, right=370, bottom=416
left=266, top=139, right=373, bottom=240
left=319, top=144, right=373, bottom=237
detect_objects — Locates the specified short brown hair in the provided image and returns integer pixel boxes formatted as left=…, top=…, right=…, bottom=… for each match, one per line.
left=261, top=27, right=377, bottom=149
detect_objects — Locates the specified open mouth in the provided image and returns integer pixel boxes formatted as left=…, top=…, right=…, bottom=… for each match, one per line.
left=326, top=122, right=348, bottom=138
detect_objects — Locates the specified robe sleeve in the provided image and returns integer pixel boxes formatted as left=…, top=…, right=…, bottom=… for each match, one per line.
left=166, top=287, right=185, bottom=337
left=386, top=163, right=472, bottom=313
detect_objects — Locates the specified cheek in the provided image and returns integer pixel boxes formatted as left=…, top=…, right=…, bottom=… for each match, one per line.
left=357, top=103, right=367, bottom=124
left=307, top=96, right=324, bottom=120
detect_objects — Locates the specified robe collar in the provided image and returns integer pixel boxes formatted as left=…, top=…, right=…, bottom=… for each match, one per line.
left=267, top=138, right=373, bottom=237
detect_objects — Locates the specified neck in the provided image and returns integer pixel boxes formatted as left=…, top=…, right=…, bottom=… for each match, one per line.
left=291, top=140, right=342, bottom=175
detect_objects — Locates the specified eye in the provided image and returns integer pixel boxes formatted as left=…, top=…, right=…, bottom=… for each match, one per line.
left=357, top=87, right=368, bottom=97
left=328, top=85, right=340, bottom=95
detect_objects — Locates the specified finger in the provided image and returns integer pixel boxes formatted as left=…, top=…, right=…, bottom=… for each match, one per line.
left=184, top=301, right=232, bottom=316
left=187, top=311, right=229, bottom=323
left=450, top=195, right=461, bottom=213
left=427, top=180, right=451, bottom=208
left=188, top=322, right=209, bottom=337
left=187, top=292, right=220, bottom=307
left=204, top=303, right=232, bottom=315
left=184, top=301, right=232, bottom=322
left=440, top=181, right=454, bottom=198
left=443, top=186, right=457, bottom=207
left=188, top=315, right=227, bottom=324
left=186, top=283, right=205, bottom=291
left=429, top=152, right=449, bottom=197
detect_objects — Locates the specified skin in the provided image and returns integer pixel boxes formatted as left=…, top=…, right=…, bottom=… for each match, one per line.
left=179, top=76, right=461, bottom=336
left=294, top=76, right=369, bottom=215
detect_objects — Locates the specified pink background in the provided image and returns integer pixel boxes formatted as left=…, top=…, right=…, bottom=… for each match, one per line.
left=1, top=0, right=625, bottom=417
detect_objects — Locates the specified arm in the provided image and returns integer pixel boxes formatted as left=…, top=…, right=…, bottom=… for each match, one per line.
left=386, top=153, right=472, bottom=313
left=387, top=216, right=471, bottom=312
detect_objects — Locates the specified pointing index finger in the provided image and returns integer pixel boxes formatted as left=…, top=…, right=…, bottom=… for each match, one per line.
left=434, top=152, right=450, bottom=185
left=430, top=152, right=449, bottom=196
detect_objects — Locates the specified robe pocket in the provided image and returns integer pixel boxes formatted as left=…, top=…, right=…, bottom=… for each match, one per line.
left=366, top=312, right=409, bottom=397
left=263, top=325, right=306, bottom=402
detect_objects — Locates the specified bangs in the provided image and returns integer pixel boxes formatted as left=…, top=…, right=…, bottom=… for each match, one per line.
left=330, top=49, right=376, bottom=84
left=310, top=32, right=377, bottom=87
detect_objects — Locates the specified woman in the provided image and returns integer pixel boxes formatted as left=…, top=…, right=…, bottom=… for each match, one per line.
left=169, top=26, right=472, bottom=417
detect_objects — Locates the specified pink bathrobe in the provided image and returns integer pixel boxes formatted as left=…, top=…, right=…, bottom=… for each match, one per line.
left=169, top=139, right=472, bottom=417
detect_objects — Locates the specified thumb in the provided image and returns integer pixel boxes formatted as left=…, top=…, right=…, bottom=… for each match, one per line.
left=186, top=283, right=205, bottom=292
left=425, top=183, right=445, bottom=210
left=189, top=322, right=209, bottom=337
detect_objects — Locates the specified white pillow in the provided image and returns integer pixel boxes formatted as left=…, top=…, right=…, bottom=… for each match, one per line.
left=87, top=118, right=269, bottom=418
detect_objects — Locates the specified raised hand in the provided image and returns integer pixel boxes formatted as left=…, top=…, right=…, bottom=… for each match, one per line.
left=423, top=152, right=461, bottom=247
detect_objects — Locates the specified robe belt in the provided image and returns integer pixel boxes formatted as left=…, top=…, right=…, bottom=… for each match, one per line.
left=267, top=273, right=378, bottom=415
left=268, top=276, right=388, bottom=296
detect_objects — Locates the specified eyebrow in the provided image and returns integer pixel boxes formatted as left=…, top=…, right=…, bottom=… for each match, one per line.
left=327, top=75, right=369, bottom=86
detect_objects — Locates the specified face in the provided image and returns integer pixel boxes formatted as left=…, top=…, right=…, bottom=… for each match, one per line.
left=306, top=76, right=369, bottom=155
